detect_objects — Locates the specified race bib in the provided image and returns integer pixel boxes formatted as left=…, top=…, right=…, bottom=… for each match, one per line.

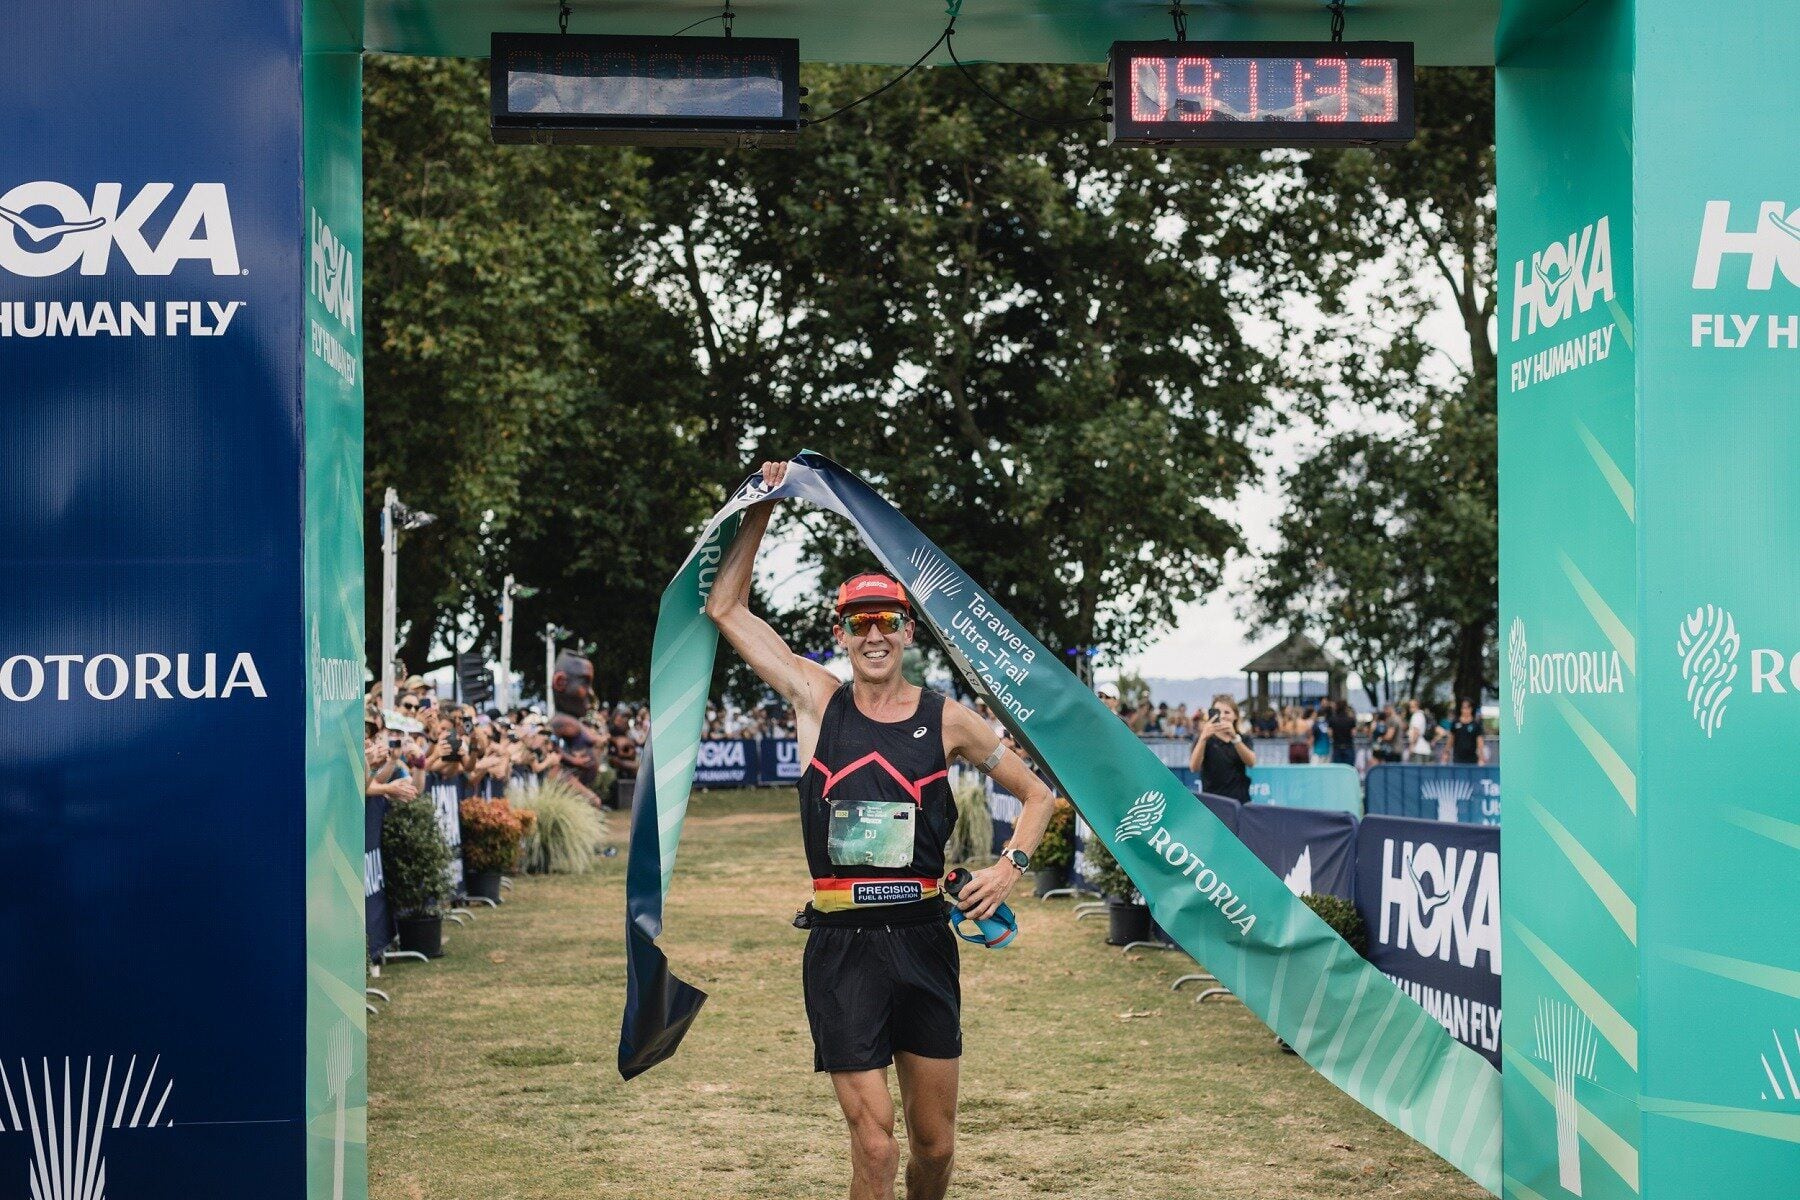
left=828, top=800, right=915, bottom=868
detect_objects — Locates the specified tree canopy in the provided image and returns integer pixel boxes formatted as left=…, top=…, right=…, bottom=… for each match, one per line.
left=363, top=58, right=1497, bottom=707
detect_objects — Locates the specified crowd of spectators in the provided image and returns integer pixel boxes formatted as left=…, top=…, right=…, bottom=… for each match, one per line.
left=700, top=701, right=796, bottom=741
left=363, top=671, right=564, bottom=805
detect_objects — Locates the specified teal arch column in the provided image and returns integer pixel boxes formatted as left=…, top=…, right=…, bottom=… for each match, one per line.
left=1498, top=2, right=1798, bottom=1196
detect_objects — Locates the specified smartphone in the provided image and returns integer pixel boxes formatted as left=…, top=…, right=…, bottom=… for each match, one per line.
left=387, top=736, right=401, bottom=749
left=1207, top=707, right=1220, bottom=721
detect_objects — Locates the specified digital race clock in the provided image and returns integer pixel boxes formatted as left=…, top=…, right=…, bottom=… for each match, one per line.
left=490, top=33, right=803, bottom=147
left=1106, top=41, right=1415, bottom=148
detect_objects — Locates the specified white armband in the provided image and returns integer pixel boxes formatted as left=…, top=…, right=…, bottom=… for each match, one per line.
left=975, top=742, right=1006, bottom=775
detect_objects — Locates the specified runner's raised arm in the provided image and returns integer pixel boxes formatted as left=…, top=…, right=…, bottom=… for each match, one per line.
left=703, top=462, right=839, bottom=743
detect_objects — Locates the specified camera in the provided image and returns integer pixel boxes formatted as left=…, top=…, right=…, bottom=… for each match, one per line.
left=448, top=734, right=462, bottom=753
left=387, top=736, right=401, bottom=750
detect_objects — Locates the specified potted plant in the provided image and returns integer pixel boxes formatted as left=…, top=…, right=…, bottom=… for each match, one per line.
left=460, top=796, right=524, bottom=903
left=1301, top=892, right=1368, bottom=955
left=1032, top=798, right=1076, bottom=896
left=1084, top=838, right=1151, bottom=946
left=382, top=797, right=453, bottom=957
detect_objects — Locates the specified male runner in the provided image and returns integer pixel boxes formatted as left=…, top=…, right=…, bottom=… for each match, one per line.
left=705, top=460, right=1055, bottom=1200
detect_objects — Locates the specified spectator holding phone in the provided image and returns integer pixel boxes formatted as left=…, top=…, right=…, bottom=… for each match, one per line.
left=365, top=729, right=418, bottom=801
left=1188, top=694, right=1255, bottom=803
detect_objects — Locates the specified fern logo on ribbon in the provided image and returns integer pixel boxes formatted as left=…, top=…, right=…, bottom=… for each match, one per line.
left=0, top=1054, right=175, bottom=1200
left=1677, top=604, right=1739, bottom=738
left=1507, top=618, right=1528, bottom=732
left=1421, top=777, right=1474, bottom=824
left=1114, top=790, right=1164, bottom=842
left=1533, top=999, right=1598, bottom=1195
left=906, top=546, right=962, bottom=605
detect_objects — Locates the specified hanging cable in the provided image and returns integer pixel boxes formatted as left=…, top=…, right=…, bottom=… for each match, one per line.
left=807, top=10, right=1102, bottom=131
left=1170, top=0, right=1188, bottom=43
left=944, top=25, right=1103, bottom=127
left=557, top=0, right=570, bottom=35
left=805, top=26, right=951, bottom=126
left=722, top=0, right=734, bottom=38
left=670, top=13, right=723, bottom=36
left=1329, top=0, right=1346, bottom=43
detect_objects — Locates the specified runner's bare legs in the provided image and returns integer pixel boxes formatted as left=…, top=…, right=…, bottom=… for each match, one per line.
left=895, top=1052, right=958, bottom=1200
left=832, top=1069, right=899, bottom=1200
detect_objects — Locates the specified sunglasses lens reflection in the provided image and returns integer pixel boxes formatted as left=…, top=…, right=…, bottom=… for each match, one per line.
left=846, top=611, right=905, bottom=636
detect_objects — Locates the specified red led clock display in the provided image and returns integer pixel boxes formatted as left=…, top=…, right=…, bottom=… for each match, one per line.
left=1107, top=41, right=1415, bottom=148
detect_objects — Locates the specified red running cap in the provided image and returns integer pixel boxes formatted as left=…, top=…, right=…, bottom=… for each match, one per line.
left=834, top=573, right=910, bottom=614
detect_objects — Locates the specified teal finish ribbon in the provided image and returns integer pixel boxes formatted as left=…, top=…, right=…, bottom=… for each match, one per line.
left=618, top=452, right=1500, bottom=1193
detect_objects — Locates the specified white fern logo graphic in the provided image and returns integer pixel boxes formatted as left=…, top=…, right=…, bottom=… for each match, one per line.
left=0, top=1054, right=175, bottom=1200
left=1534, top=1000, right=1598, bottom=1195
left=1508, top=617, right=1528, bottom=731
left=906, top=546, right=962, bottom=605
left=1114, top=790, right=1164, bottom=841
left=1281, top=846, right=1313, bottom=896
left=1677, top=604, right=1739, bottom=738
left=325, top=1024, right=353, bottom=1200
left=1420, top=777, right=1474, bottom=824
left=1759, top=1028, right=1800, bottom=1103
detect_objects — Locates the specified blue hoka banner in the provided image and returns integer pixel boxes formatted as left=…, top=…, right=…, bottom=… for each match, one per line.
left=1247, top=764, right=1364, bottom=813
left=365, top=796, right=393, bottom=962
left=693, top=738, right=757, bottom=788
left=0, top=3, right=326, bottom=1197
left=1354, top=816, right=1502, bottom=1069
left=1366, top=765, right=1501, bottom=825
left=758, top=736, right=804, bottom=784
left=1237, top=805, right=1358, bottom=901
left=1195, top=791, right=1244, bottom=834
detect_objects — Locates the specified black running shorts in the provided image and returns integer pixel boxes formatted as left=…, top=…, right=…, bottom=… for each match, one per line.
left=802, top=919, right=962, bottom=1072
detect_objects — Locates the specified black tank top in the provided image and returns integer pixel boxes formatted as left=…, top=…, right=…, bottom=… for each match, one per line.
left=799, top=684, right=954, bottom=926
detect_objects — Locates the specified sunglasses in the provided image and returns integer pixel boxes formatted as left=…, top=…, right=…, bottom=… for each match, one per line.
left=842, top=610, right=907, bottom=637
left=400, top=701, right=420, bottom=711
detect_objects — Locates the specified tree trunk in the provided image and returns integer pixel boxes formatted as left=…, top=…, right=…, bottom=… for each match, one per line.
left=1451, top=618, right=1489, bottom=706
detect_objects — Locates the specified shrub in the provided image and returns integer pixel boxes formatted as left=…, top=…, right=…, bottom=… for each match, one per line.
left=513, top=775, right=604, bottom=874
left=382, top=797, right=452, bottom=917
left=946, top=772, right=994, bottom=865
left=1081, top=837, right=1139, bottom=903
left=1034, top=797, right=1076, bottom=870
left=1301, top=892, right=1368, bottom=956
left=461, top=797, right=525, bottom=875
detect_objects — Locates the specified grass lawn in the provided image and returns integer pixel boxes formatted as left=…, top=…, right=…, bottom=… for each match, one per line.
left=369, top=788, right=1487, bottom=1200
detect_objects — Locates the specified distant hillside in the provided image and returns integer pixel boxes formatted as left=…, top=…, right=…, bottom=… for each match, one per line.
left=1140, top=676, right=1248, bottom=708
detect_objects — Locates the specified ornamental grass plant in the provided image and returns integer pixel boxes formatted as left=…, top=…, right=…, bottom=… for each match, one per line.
left=946, top=771, right=994, bottom=865
left=511, top=775, right=604, bottom=875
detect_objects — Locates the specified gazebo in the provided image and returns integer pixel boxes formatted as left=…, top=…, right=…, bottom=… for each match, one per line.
left=1241, top=631, right=1346, bottom=713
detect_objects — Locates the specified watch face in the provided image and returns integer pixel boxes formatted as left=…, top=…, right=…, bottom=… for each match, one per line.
left=1005, top=849, right=1029, bottom=870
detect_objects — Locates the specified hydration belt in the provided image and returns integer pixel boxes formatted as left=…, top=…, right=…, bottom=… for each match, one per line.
left=810, top=876, right=940, bottom=912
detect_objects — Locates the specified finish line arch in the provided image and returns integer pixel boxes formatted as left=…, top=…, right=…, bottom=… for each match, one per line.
left=2, top=3, right=1791, bottom=1198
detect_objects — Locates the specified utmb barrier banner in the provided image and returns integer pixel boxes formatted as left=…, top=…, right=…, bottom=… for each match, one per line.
left=1365, top=765, right=1502, bottom=826
left=620, top=453, right=1501, bottom=1191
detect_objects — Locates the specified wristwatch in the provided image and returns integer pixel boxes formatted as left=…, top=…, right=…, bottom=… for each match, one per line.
left=1000, top=847, right=1030, bottom=873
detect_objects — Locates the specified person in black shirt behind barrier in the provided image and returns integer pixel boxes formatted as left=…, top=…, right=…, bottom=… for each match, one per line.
left=1188, top=693, right=1255, bottom=802
left=1327, top=698, right=1358, bottom=767
left=1450, top=698, right=1488, bottom=765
